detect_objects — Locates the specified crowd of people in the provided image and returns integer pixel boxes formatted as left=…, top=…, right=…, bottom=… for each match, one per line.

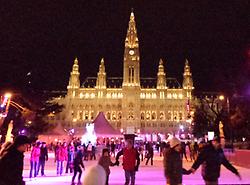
left=0, top=135, right=243, bottom=185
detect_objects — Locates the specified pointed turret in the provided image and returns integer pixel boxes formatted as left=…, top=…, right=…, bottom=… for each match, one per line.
left=157, top=59, right=166, bottom=89
left=125, top=11, right=139, bottom=48
left=96, top=58, right=107, bottom=89
left=183, top=59, right=194, bottom=98
left=67, top=57, right=80, bottom=97
left=123, top=10, right=140, bottom=87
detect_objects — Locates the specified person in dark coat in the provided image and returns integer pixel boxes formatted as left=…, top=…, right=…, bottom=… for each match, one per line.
left=37, top=142, right=48, bottom=176
left=98, top=148, right=116, bottom=185
left=190, top=137, right=241, bottom=185
left=71, top=146, right=85, bottom=185
left=145, top=142, right=154, bottom=165
left=0, top=135, right=30, bottom=185
left=115, top=139, right=140, bottom=185
left=164, top=137, right=191, bottom=185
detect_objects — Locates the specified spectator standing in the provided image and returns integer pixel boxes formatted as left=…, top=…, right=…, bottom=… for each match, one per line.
left=56, top=142, right=68, bottom=175
left=145, top=142, right=154, bottom=166
left=29, top=142, right=41, bottom=178
left=0, top=135, right=30, bottom=185
left=37, top=142, right=48, bottom=176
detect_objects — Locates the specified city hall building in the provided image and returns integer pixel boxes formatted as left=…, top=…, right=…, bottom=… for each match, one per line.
left=56, top=11, right=194, bottom=134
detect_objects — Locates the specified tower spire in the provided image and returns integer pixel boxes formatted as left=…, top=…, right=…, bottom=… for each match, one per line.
left=183, top=59, right=194, bottom=98
left=67, top=57, right=80, bottom=96
left=125, top=10, right=139, bottom=48
left=157, top=59, right=166, bottom=89
left=96, top=58, right=106, bottom=89
left=123, top=10, right=140, bottom=87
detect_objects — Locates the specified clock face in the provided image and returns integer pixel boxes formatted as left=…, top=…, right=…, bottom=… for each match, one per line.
left=129, top=49, right=135, bottom=55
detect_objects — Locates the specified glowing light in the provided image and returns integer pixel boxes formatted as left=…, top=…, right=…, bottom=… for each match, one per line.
left=179, top=125, right=184, bottom=130
left=219, top=95, right=225, bottom=101
left=81, top=123, right=97, bottom=145
left=208, top=131, right=214, bottom=141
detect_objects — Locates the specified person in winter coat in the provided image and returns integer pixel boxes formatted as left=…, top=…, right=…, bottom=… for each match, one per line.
left=164, top=137, right=191, bottom=185
left=66, top=142, right=75, bottom=174
left=190, top=137, right=241, bottom=185
left=0, top=135, right=30, bottom=185
left=29, top=142, right=41, bottom=178
left=145, top=142, right=154, bottom=166
left=115, top=139, right=140, bottom=185
left=37, top=142, right=48, bottom=176
left=71, top=146, right=85, bottom=185
left=56, top=142, right=68, bottom=175
left=98, top=148, right=116, bottom=185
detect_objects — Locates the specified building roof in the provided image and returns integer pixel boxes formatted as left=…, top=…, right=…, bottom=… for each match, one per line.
left=92, top=112, right=121, bottom=136
left=82, top=77, right=181, bottom=89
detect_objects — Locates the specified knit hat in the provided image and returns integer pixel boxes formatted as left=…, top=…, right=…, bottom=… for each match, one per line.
left=13, top=135, right=31, bottom=147
left=169, top=137, right=181, bottom=148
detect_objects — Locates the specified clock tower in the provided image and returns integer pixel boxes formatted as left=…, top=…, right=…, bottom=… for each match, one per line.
left=122, top=11, right=140, bottom=87
left=122, top=10, right=141, bottom=132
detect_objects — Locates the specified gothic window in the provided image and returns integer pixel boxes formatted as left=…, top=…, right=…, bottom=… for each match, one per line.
left=160, top=112, right=165, bottom=120
left=79, top=93, right=84, bottom=98
left=107, top=112, right=111, bottom=120
left=153, top=123, right=157, bottom=127
left=173, top=111, right=177, bottom=121
left=118, top=112, right=122, bottom=120
left=167, top=111, right=172, bottom=121
left=79, top=111, right=83, bottom=120
left=112, top=112, right=116, bottom=120
left=141, top=122, right=145, bottom=128
left=90, top=111, right=94, bottom=120
left=152, top=112, right=156, bottom=120
left=179, top=94, right=183, bottom=99
left=146, top=122, right=151, bottom=127
left=129, top=66, right=134, bottom=83
left=141, top=112, right=145, bottom=120
left=85, top=111, right=89, bottom=120
left=107, top=93, right=111, bottom=98
left=173, top=93, right=177, bottom=99
left=167, top=93, right=172, bottom=99
left=179, top=112, right=183, bottom=120
left=128, top=111, right=134, bottom=119
left=85, top=93, right=89, bottom=98
left=146, top=111, right=150, bottom=120
left=91, top=93, right=95, bottom=98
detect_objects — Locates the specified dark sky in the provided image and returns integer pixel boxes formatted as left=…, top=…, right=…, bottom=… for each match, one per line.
left=0, top=1, right=249, bottom=95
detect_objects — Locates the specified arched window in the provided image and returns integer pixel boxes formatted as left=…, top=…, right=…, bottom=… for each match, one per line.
left=160, top=112, right=165, bottom=120
left=141, top=112, right=145, bottom=120
left=152, top=112, right=156, bottom=120
left=106, top=112, right=111, bottom=120
left=146, top=111, right=150, bottom=120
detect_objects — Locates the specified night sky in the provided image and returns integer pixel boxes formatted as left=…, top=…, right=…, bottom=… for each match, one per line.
left=0, top=1, right=249, bottom=95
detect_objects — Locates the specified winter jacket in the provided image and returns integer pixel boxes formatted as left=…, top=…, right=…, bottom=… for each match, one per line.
left=164, top=148, right=189, bottom=185
left=192, top=144, right=239, bottom=181
left=56, top=146, right=68, bottom=161
left=30, top=146, right=40, bottom=162
left=98, top=156, right=115, bottom=175
left=39, top=146, right=48, bottom=161
left=73, top=151, right=84, bottom=169
left=116, top=148, right=140, bottom=171
left=0, top=145, right=25, bottom=185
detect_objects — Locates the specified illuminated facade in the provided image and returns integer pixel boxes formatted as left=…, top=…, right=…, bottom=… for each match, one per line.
left=57, top=11, right=194, bottom=133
